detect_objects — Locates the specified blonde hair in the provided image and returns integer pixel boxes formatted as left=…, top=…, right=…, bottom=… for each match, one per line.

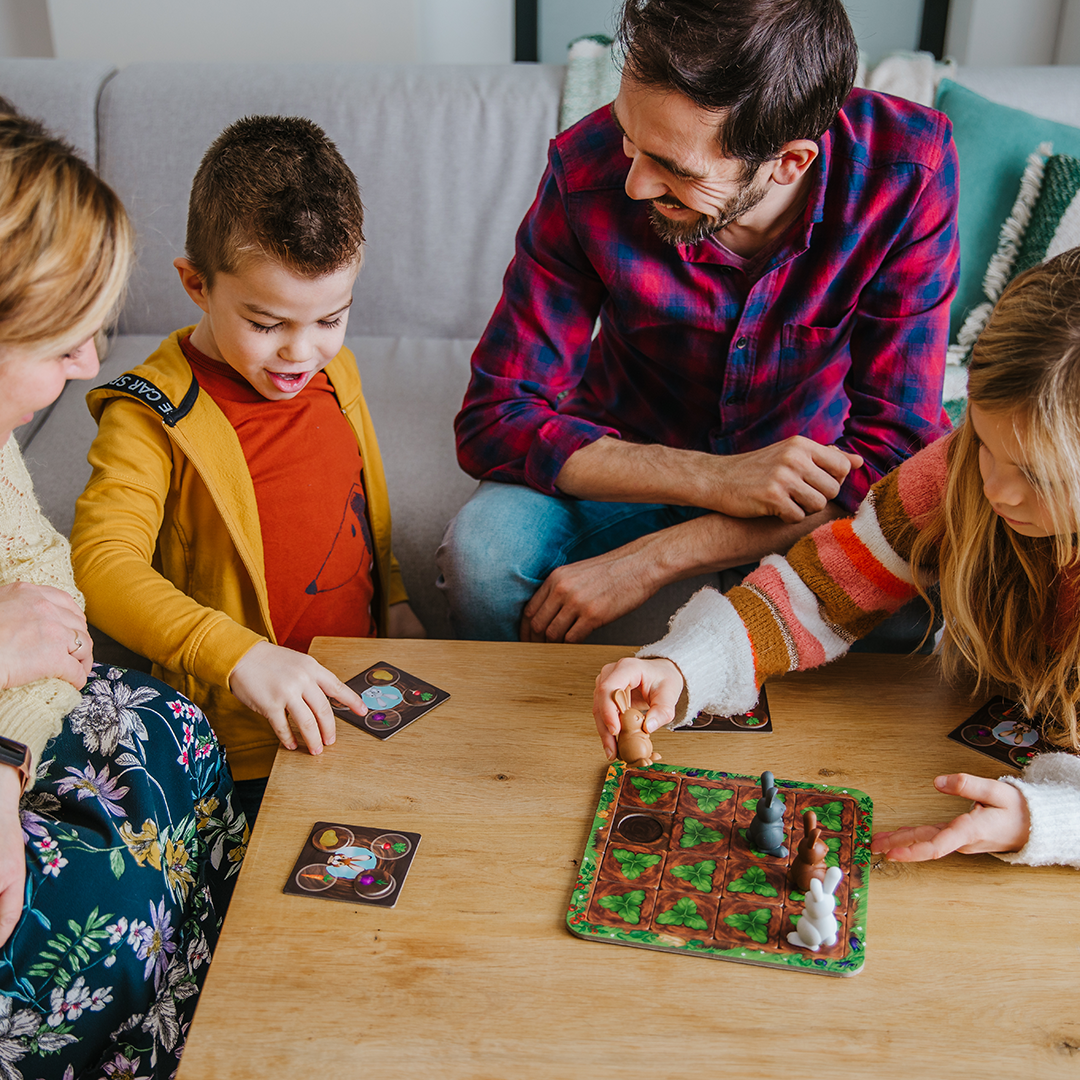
left=0, top=101, right=133, bottom=354
left=911, top=248, right=1080, bottom=748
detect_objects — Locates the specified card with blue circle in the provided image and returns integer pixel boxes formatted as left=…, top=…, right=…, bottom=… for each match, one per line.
left=331, top=661, right=450, bottom=740
left=946, top=695, right=1068, bottom=768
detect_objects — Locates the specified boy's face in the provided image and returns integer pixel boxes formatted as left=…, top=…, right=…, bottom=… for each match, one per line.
left=174, top=255, right=360, bottom=401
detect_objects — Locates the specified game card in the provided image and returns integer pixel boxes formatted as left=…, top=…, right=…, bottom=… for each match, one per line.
left=283, top=821, right=421, bottom=907
left=947, top=695, right=1064, bottom=768
left=332, top=661, right=449, bottom=740
left=673, top=687, right=772, bottom=732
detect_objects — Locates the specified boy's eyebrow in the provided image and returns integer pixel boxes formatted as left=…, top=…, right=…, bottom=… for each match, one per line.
left=609, top=101, right=708, bottom=182
left=243, top=298, right=354, bottom=321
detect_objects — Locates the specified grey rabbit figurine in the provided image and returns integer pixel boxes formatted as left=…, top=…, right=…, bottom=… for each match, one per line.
left=746, top=771, right=788, bottom=857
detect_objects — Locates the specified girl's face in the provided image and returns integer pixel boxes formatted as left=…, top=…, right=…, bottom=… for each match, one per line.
left=971, top=403, right=1058, bottom=537
left=0, top=333, right=100, bottom=447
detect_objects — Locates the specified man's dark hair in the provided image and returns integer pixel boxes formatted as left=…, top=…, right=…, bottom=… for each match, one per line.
left=186, top=115, right=364, bottom=283
left=617, top=0, right=858, bottom=172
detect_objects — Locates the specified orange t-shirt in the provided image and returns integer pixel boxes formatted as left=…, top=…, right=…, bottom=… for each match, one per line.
left=181, top=336, right=376, bottom=650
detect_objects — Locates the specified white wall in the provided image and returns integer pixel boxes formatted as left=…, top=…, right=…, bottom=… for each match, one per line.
left=0, top=0, right=51, bottom=57
left=945, top=0, right=1067, bottom=65
left=35, top=0, right=511, bottom=65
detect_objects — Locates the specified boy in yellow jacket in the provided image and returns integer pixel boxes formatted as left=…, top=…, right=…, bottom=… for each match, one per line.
left=72, top=116, right=423, bottom=819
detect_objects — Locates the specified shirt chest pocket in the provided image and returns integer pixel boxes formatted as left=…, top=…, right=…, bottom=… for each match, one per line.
left=778, top=317, right=855, bottom=390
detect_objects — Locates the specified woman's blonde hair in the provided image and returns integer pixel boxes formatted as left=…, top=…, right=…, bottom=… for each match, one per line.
left=0, top=100, right=133, bottom=354
left=912, top=247, right=1080, bottom=748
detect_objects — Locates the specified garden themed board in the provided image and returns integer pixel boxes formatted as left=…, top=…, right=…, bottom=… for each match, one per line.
left=567, top=763, right=872, bottom=976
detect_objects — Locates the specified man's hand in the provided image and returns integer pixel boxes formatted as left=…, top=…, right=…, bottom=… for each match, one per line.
left=521, top=544, right=658, bottom=643
left=870, top=774, right=1031, bottom=861
left=0, top=582, right=93, bottom=691
left=555, top=436, right=862, bottom=524
left=0, top=766, right=25, bottom=949
left=708, top=438, right=863, bottom=522
left=228, top=642, right=366, bottom=755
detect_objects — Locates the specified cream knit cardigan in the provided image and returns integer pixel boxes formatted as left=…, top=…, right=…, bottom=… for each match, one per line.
left=0, top=438, right=82, bottom=785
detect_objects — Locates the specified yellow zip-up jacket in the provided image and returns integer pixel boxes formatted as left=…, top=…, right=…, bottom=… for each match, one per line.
left=71, top=328, right=407, bottom=780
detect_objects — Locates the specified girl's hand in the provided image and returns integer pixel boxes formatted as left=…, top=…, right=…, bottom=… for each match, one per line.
left=0, top=582, right=92, bottom=691
left=228, top=642, right=366, bottom=755
left=593, top=657, right=684, bottom=761
left=870, top=773, right=1031, bottom=861
left=0, top=766, right=25, bottom=948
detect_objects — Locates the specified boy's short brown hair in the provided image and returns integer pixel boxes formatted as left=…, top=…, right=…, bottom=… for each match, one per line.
left=186, top=114, right=364, bottom=284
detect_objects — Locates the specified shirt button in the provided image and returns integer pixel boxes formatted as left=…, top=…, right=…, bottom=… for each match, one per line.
left=734, top=336, right=748, bottom=350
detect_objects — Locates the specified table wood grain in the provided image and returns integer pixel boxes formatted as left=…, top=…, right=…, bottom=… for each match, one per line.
left=176, top=639, right=1080, bottom=1079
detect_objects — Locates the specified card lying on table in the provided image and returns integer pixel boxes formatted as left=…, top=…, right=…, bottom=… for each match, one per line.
left=947, top=695, right=1069, bottom=768
left=331, top=661, right=450, bottom=740
left=673, top=687, right=772, bottom=733
left=283, top=821, right=421, bottom=907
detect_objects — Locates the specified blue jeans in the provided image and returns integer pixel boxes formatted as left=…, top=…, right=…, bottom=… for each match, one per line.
left=435, top=481, right=710, bottom=640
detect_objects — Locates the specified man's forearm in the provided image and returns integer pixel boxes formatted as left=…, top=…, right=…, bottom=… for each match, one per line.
left=629, top=504, right=847, bottom=593
left=555, top=436, right=714, bottom=506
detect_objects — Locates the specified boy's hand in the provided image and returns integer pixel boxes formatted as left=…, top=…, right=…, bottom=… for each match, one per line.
left=387, top=601, right=426, bottom=639
left=228, top=642, right=366, bottom=755
left=870, top=774, right=1031, bottom=861
left=593, top=657, right=684, bottom=761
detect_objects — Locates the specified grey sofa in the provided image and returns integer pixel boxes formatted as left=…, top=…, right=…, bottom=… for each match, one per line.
left=7, top=58, right=1080, bottom=652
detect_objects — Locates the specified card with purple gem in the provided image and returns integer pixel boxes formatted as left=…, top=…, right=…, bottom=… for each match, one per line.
left=673, top=687, right=772, bottom=732
left=947, top=696, right=1059, bottom=769
left=283, top=821, right=421, bottom=907
left=331, top=661, right=449, bottom=740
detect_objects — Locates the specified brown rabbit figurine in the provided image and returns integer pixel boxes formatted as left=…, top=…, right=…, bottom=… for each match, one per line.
left=613, top=687, right=661, bottom=767
left=788, top=808, right=829, bottom=892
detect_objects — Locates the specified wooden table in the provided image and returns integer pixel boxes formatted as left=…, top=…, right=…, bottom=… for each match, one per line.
left=177, top=640, right=1080, bottom=1079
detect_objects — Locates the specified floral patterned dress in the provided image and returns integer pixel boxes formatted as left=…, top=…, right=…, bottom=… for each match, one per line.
left=0, top=664, right=248, bottom=1080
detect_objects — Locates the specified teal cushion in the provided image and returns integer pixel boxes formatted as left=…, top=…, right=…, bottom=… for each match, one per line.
left=934, top=79, right=1080, bottom=341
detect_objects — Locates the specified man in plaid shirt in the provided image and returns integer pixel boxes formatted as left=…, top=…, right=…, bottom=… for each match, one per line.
left=440, top=0, right=958, bottom=643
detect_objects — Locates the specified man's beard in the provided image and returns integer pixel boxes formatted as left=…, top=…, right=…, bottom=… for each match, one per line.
left=646, top=178, right=768, bottom=246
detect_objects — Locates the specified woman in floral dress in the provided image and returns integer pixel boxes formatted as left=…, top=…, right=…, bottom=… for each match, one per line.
left=0, top=105, right=247, bottom=1080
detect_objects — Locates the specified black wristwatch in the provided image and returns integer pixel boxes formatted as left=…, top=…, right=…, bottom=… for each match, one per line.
left=0, top=737, right=31, bottom=795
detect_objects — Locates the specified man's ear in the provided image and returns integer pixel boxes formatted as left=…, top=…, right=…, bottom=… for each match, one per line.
left=173, top=257, right=212, bottom=313
left=768, top=140, right=819, bottom=186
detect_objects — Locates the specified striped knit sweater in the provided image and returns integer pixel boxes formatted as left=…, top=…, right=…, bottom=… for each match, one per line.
left=641, top=434, right=1080, bottom=868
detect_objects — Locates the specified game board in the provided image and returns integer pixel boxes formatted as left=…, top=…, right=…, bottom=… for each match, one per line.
left=567, top=763, right=871, bottom=976
left=674, top=688, right=772, bottom=733
left=284, top=821, right=421, bottom=908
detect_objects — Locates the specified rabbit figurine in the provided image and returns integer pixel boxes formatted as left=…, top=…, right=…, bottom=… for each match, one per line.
left=746, top=771, right=787, bottom=857
left=787, top=865, right=843, bottom=951
left=788, top=808, right=829, bottom=892
left=613, top=687, right=661, bottom=768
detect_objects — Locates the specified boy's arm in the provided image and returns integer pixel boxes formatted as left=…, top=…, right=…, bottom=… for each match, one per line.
left=70, top=397, right=265, bottom=689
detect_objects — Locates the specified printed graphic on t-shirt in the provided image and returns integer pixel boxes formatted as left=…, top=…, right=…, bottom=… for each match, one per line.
left=307, top=482, right=376, bottom=595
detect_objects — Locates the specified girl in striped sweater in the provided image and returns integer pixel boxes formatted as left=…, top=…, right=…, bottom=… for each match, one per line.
left=594, top=248, right=1080, bottom=868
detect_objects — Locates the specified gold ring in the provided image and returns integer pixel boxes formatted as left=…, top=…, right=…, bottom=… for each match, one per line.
left=70, top=634, right=83, bottom=654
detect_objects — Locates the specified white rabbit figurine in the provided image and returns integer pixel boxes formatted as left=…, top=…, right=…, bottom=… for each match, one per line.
left=787, top=865, right=842, bottom=951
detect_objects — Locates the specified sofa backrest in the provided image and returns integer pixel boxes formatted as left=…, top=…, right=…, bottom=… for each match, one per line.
left=98, top=62, right=563, bottom=341
left=0, top=57, right=114, bottom=165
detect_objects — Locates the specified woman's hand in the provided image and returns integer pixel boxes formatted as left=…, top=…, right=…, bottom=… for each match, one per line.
left=593, top=657, right=684, bottom=761
left=871, top=773, right=1031, bottom=861
left=228, top=642, right=366, bottom=755
left=0, top=766, right=25, bottom=948
left=0, top=582, right=92, bottom=691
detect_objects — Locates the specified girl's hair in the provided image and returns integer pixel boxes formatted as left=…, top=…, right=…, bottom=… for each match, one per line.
left=0, top=99, right=133, bottom=354
left=912, top=247, right=1080, bottom=748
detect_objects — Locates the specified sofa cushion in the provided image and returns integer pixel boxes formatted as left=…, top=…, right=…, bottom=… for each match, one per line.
left=98, top=62, right=563, bottom=342
left=935, top=76, right=1080, bottom=342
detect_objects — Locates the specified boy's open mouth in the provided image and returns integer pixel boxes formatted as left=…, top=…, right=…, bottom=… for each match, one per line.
left=268, top=370, right=308, bottom=392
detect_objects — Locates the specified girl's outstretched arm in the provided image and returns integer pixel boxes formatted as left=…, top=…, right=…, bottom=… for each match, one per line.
left=870, top=773, right=1030, bottom=860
